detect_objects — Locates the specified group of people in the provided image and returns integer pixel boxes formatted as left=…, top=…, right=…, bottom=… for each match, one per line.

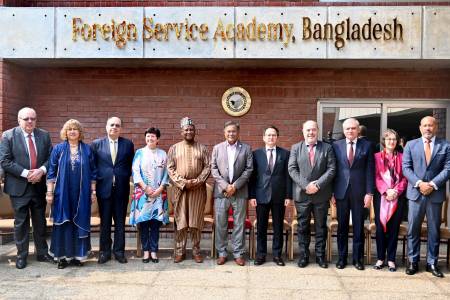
left=0, top=107, right=448, bottom=279
left=0, top=110, right=135, bottom=269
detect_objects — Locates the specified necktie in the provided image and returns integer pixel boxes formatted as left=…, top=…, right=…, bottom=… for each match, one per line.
left=309, top=144, right=315, bottom=166
left=348, top=141, right=354, bottom=166
left=268, top=149, right=274, bottom=172
left=425, top=139, right=431, bottom=165
left=111, top=140, right=117, bottom=164
left=28, top=134, right=37, bottom=169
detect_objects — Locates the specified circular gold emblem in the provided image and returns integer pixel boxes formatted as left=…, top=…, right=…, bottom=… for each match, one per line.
left=222, top=87, right=251, bottom=117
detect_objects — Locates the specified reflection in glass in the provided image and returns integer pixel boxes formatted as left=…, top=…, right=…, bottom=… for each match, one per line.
left=387, top=108, right=447, bottom=147
left=322, top=106, right=381, bottom=147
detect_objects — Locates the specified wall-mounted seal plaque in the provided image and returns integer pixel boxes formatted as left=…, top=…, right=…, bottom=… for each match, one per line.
left=221, top=87, right=251, bottom=117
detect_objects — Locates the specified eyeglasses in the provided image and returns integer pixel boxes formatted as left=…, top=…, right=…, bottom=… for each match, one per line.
left=109, top=123, right=121, bottom=128
left=385, top=138, right=397, bottom=141
left=21, top=117, right=36, bottom=122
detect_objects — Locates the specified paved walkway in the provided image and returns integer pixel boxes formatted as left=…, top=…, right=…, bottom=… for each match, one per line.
left=0, top=238, right=449, bottom=300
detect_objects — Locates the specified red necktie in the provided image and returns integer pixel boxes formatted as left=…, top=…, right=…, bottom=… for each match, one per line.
left=348, top=141, right=354, bottom=166
left=28, top=134, right=37, bottom=169
left=309, top=144, right=315, bottom=166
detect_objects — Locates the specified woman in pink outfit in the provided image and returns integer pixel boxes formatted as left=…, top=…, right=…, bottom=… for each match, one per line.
left=373, top=129, right=407, bottom=272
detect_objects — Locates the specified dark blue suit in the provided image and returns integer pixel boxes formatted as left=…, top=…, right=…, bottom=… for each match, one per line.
left=249, top=147, right=292, bottom=258
left=402, top=137, right=450, bottom=265
left=332, top=138, right=374, bottom=262
left=91, top=136, right=134, bottom=258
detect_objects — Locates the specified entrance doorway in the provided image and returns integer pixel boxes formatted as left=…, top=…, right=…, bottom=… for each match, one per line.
left=318, top=100, right=449, bottom=147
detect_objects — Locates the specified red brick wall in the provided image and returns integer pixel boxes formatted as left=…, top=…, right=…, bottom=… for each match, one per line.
left=0, top=61, right=30, bottom=132
left=25, top=67, right=450, bottom=151
left=4, top=1, right=450, bottom=7
left=0, top=0, right=25, bottom=5
left=21, top=66, right=449, bottom=221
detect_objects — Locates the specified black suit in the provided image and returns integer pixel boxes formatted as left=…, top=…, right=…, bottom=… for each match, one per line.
left=249, top=147, right=292, bottom=258
left=0, top=127, right=52, bottom=258
left=91, top=136, right=134, bottom=258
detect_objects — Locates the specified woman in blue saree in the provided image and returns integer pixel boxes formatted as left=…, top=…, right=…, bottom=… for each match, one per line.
left=129, top=127, right=169, bottom=263
left=46, top=119, right=97, bottom=269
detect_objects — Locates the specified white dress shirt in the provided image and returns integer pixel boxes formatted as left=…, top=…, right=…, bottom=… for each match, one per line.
left=109, top=138, right=118, bottom=184
left=415, top=136, right=438, bottom=190
left=265, top=146, right=277, bottom=166
left=20, top=129, right=46, bottom=178
left=108, top=138, right=118, bottom=163
left=226, top=142, right=237, bottom=183
left=422, top=136, right=436, bottom=156
left=306, top=143, right=316, bottom=154
left=346, top=138, right=357, bottom=160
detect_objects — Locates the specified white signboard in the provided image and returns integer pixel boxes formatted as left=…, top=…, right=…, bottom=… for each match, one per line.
left=0, top=6, right=448, bottom=60
left=56, top=7, right=144, bottom=58
left=0, top=7, right=54, bottom=58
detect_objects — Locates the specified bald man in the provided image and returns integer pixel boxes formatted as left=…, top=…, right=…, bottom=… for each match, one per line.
left=0, top=107, right=53, bottom=269
left=91, top=117, right=134, bottom=264
left=288, top=120, right=335, bottom=268
left=403, top=116, right=450, bottom=278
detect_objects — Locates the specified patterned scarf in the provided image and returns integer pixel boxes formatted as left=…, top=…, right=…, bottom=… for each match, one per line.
left=379, top=150, right=401, bottom=232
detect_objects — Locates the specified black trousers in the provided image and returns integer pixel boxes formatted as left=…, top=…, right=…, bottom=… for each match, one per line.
left=336, top=186, right=365, bottom=262
left=10, top=185, right=48, bottom=259
left=98, top=185, right=128, bottom=257
left=374, top=192, right=405, bottom=263
left=295, top=200, right=329, bottom=259
left=139, top=220, right=161, bottom=252
left=256, top=201, right=285, bottom=258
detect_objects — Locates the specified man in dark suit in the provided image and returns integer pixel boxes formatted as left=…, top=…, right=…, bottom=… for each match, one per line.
left=249, top=125, right=292, bottom=266
left=331, top=117, right=374, bottom=270
left=288, top=120, right=336, bottom=268
left=403, top=116, right=450, bottom=278
left=91, top=117, right=134, bottom=264
left=211, top=121, right=253, bottom=266
left=0, top=107, right=53, bottom=269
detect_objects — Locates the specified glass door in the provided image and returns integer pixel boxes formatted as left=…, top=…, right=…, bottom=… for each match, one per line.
left=318, top=102, right=381, bottom=147
left=386, top=106, right=448, bottom=149
left=318, top=100, right=450, bottom=143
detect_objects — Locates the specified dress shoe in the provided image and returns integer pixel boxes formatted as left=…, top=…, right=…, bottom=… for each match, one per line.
left=405, top=262, right=419, bottom=275
left=97, top=253, right=111, bottom=264
left=37, top=253, right=54, bottom=263
left=216, top=256, right=227, bottom=265
left=373, top=260, right=384, bottom=270
left=316, top=257, right=328, bottom=268
left=115, top=256, right=128, bottom=264
left=353, top=260, right=365, bottom=270
left=336, top=258, right=347, bottom=269
left=174, top=254, right=186, bottom=263
left=150, top=252, right=159, bottom=263
left=15, top=257, right=27, bottom=269
left=426, top=263, right=444, bottom=278
left=193, top=254, right=203, bottom=263
left=57, top=259, right=68, bottom=269
left=142, top=257, right=150, bottom=263
left=297, top=257, right=309, bottom=268
left=254, top=256, right=266, bottom=266
left=234, top=257, right=246, bottom=266
left=273, top=257, right=285, bottom=266
left=70, top=259, right=83, bottom=267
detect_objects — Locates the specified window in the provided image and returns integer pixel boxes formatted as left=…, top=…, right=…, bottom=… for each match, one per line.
left=318, top=99, right=449, bottom=146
